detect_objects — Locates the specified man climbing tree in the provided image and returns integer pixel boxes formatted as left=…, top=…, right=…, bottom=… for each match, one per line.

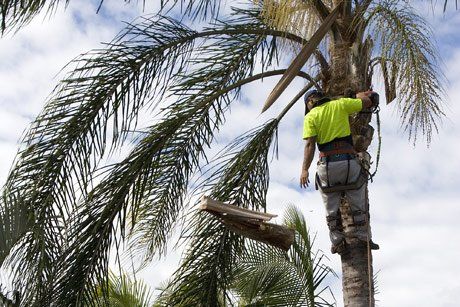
left=300, top=89, right=379, bottom=254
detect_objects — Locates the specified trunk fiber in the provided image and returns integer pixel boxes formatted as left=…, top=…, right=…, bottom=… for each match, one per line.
left=329, top=40, right=376, bottom=307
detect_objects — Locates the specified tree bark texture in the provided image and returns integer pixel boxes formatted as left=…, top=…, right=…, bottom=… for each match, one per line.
left=200, top=197, right=295, bottom=251
left=220, top=216, right=295, bottom=251
left=328, top=38, right=376, bottom=306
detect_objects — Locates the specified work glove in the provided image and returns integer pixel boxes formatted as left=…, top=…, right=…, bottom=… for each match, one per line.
left=368, top=91, right=379, bottom=108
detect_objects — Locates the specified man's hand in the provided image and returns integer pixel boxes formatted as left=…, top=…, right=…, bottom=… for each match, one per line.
left=356, top=90, right=378, bottom=109
left=301, top=137, right=315, bottom=189
left=300, top=169, right=310, bottom=188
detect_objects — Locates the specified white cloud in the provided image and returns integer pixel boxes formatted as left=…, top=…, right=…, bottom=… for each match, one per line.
left=1, top=1, right=460, bottom=306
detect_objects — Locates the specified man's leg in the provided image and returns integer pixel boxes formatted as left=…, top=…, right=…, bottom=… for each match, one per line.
left=346, top=182, right=369, bottom=242
left=320, top=190, right=344, bottom=246
left=317, top=162, right=345, bottom=252
left=345, top=159, right=378, bottom=249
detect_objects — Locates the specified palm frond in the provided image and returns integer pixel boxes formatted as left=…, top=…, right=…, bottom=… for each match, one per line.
left=160, top=119, right=279, bottom=306
left=49, top=10, right=288, bottom=305
left=231, top=205, right=335, bottom=306
left=284, top=205, right=336, bottom=306
left=367, top=0, right=446, bottom=143
left=159, top=0, right=223, bottom=21
left=90, top=272, right=154, bottom=307
left=232, top=242, right=305, bottom=306
left=0, top=0, right=68, bottom=34
left=0, top=0, right=216, bottom=34
left=256, top=0, right=321, bottom=40
left=1, top=16, right=199, bottom=305
left=0, top=194, right=31, bottom=265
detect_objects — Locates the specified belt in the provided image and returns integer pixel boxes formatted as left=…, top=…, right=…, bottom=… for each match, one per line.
left=319, top=153, right=356, bottom=162
left=319, top=147, right=356, bottom=157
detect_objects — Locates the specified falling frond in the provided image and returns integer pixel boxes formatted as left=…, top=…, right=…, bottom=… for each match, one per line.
left=367, top=0, right=446, bottom=143
left=160, top=120, right=279, bottom=306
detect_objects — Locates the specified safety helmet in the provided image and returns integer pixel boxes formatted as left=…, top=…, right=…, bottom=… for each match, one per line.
left=304, top=89, right=325, bottom=115
left=304, top=89, right=324, bottom=103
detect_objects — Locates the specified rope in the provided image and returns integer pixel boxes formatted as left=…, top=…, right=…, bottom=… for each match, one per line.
left=368, top=106, right=382, bottom=182
left=365, top=187, right=373, bottom=307
left=366, top=106, right=380, bottom=306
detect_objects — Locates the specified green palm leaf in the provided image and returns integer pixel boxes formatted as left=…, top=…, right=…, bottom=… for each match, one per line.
left=0, top=0, right=222, bottom=34
left=160, top=119, right=279, bottom=306
left=366, top=0, right=446, bottom=143
left=1, top=16, right=199, bottom=305
left=90, top=272, right=154, bottom=307
left=232, top=205, right=335, bottom=307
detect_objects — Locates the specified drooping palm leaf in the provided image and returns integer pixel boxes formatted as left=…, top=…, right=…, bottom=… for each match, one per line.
left=366, top=0, right=446, bottom=143
left=160, top=119, right=279, bottom=306
left=0, top=0, right=67, bottom=34
left=1, top=16, right=199, bottom=305
left=0, top=0, right=224, bottom=34
left=46, top=7, right=309, bottom=305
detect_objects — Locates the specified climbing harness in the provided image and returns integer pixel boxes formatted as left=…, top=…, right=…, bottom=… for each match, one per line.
left=314, top=140, right=368, bottom=193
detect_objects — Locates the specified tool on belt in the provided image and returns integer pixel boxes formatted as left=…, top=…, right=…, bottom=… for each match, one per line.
left=315, top=138, right=367, bottom=193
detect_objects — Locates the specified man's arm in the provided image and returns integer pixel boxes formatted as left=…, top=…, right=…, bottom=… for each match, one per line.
left=300, top=136, right=316, bottom=188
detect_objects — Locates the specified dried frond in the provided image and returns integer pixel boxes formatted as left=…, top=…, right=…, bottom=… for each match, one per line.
left=254, top=0, right=321, bottom=39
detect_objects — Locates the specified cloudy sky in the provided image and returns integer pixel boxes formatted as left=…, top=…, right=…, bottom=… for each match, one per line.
left=1, top=1, right=459, bottom=306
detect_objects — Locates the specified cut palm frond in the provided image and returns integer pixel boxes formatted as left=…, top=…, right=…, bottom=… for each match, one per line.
left=366, top=0, right=446, bottom=143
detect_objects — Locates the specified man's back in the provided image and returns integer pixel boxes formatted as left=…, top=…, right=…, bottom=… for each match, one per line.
left=303, top=97, right=362, bottom=145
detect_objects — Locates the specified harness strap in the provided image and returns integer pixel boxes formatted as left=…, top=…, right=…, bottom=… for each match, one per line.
left=345, top=159, right=350, bottom=184
left=319, top=147, right=356, bottom=157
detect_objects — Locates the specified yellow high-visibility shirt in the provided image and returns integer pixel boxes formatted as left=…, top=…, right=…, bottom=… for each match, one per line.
left=302, top=98, right=362, bottom=144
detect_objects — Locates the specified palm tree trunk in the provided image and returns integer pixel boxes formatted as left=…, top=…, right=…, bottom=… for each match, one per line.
left=328, top=39, right=376, bottom=307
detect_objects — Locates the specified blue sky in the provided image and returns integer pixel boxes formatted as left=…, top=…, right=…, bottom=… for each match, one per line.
left=1, top=1, right=460, bottom=306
